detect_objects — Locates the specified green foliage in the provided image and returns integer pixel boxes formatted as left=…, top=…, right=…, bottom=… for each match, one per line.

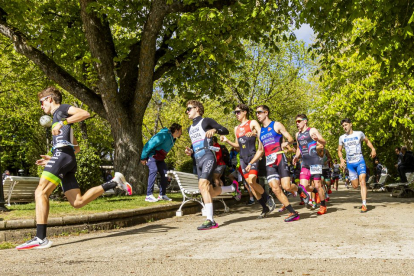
left=75, top=142, right=103, bottom=193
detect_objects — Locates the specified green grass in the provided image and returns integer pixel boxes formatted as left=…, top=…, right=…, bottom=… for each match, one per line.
left=0, top=193, right=183, bottom=221
left=0, top=242, right=16, bottom=250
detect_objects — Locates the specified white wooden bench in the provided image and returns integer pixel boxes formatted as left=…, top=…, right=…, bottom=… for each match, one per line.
left=166, top=170, right=233, bottom=217
left=3, top=176, right=40, bottom=206
left=369, top=174, right=389, bottom=192
left=385, top=172, right=414, bottom=197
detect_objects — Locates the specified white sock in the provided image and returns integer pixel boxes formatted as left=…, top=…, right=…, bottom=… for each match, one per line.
left=250, top=197, right=254, bottom=201
left=205, top=203, right=214, bottom=221
left=362, top=200, right=366, bottom=206
left=221, top=185, right=235, bottom=194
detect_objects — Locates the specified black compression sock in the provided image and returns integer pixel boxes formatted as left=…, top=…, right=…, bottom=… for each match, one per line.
left=101, top=180, right=117, bottom=191
left=286, top=204, right=295, bottom=213
left=321, top=200, right=326, bottom=207
left=36, top=224, right=47, bottom=240
left=258, top=191, right=269, bottom=208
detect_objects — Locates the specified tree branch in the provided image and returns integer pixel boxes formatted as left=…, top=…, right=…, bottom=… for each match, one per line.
left=80, top=0, right=118, bottom=99
left=168, top=0, right=238, bottom=13
left=153, top=47, right=195, bottom=81
left=0, top=7, right=106, bottom=119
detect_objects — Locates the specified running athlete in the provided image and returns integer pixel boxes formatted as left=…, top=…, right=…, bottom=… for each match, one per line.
left=212, top=136, right=226, bottom=187
left=246, top=105, right=308, bottom=222
left=292, top=114, right=328, bottom=215
left=338, top=118, right=376, bottom=213
left=184, top=100, right=241, bottom=230
left=319, top=148, right=333, bottom=199
left=16, top=87, right=132, bottom=250
left=221, top=104, right=276, bottom=218
left=331, top=159, right=341, bottom=191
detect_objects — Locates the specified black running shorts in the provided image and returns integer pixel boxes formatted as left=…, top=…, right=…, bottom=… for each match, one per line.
left=322, top=169, right=331, bottom=180
left=265, top=153, right=290, bottom=182
left=195, top=151, right=217, bottom=183
left=41, top=147, right=79, bottom=192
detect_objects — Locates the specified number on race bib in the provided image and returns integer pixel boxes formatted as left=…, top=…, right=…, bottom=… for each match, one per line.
left=310, top=164, right=322, bottom=175
left=266, top=153, right=277, bottom=166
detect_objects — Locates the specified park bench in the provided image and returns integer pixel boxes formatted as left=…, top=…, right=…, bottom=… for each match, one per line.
left=385, top=172, right=414, bottom=198
left=166, top=170, right=233, bottom=217
left=2, top=176, right=40, bottom=206
left=366, top=175, right=374, bottom=186
left=369, top=174, right=390, bottom=192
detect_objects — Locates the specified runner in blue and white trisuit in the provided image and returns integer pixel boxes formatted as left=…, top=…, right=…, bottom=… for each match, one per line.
left=184, top=100, right=241, bottom=230
left=338, top=118, right=376, bottom=213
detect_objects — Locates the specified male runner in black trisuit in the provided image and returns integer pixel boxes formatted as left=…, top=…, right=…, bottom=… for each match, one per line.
left=16, top=87, right=131, bottom=250
left=184, top=100, right=241, bottom=230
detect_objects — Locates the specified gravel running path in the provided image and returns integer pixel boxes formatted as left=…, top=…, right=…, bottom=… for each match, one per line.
left=1, top=186, right=413, bottom=275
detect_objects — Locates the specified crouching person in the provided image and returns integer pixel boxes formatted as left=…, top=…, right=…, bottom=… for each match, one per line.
left=141, top=123, right=182, bottom=202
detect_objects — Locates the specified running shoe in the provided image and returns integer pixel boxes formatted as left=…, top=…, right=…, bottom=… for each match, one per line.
left=284, top=212, right=300, bottom=222
left=245, top=199, right=255, bottom=205
left=16, top=237, right=52, bottom=250
left=361, top=205, right=368, bottom=213
left=317, top=206, right=327, bottom=215
left=257, top=206, right=270, bottom=219
left=311, top=202, right=317, bottom=210
left=145, top=194, right=158, bottom=202
left=233, top=182, right=242, bottom=201
left=157, top=195, right=172, bottom=201
left=278, top=205, right=286, bottom=212
left=113, top=172, right=133, bottom=195
left=325, top=196, right=330, bottom=202
left=298, top=184, right=310, bottom=204
left=328, top=189, right=332, bottom=194
left=299, top=201, right=305, bottom=205
left=197, top=219, right=219, bottom=230
left=315, top=192, right=321, bottom=204
left=266, top=195, right=276, bottom=213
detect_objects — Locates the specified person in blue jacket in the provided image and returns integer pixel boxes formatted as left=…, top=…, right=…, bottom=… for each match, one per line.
left=141, top=123, right=182, bottom=202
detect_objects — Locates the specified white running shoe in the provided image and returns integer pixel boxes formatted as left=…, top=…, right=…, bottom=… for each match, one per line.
left=113, top=172, right=132, bottom=195
left=16, top=237, right=53, bottom=250
left=145, top=194, right=159, bottom=202
left=157, top=195, right=172, bottom=201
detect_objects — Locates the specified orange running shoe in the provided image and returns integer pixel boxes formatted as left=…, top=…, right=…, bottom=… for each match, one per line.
left=315, top=192, right=321, bottom=204
left=361, top=205, right=367, bottom=213
left=317, top=206, right=327, bottom=215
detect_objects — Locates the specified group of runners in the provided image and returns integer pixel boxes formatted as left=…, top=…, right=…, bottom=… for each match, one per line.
left=184, top=100, right=376, bottom=230
left=16, top=87, right=376, bottom=250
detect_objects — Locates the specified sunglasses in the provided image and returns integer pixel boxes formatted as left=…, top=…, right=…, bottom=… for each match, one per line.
left=39, top=95, right=51, bottom=106
left=256, top=110, right=265, bottom=115
left=234, top=110, right=242, bottom=115
left=186, top=106, right=195, bottom=113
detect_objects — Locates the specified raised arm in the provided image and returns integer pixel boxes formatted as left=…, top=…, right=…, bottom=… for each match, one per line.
left=363, top=137, right=376, bottom=159
left=274, top=121, right=294, bottom=149
left=203, top=117, right=229, bottom=138
left=221, top=126, right=239, bottom=148
left=310, top=127, right=326, bottom=146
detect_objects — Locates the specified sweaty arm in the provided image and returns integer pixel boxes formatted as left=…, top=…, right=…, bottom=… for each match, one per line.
left=221, top=126, right=239, bottom=148
left=363, top=137, right=376, bottom=159
left=67, top=106, right=91, bottom=124
left=310, top=127, right=326, bottom=146
left=292, top=132, right=301, bottom=165
left=275, top=122, right=294, bottom=149
left=337, top=145, right=346, bottom=168
left=245, top=140, right=264, bottom=172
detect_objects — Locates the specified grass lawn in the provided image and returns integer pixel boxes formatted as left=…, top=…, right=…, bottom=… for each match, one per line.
left=0, top=193, right=183, bottom=221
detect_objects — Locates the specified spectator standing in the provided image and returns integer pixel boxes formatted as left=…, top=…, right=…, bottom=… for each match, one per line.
left=141, top=123, right=182, bottom=202
left=374, top=159, right=383, bottom=182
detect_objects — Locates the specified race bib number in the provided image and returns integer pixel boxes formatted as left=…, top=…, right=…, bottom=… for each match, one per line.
left=348, top=155, right=361, bottom=163
left=310, top=164, right=322, bottom=175
left=266, top=153, right=277, bottom=166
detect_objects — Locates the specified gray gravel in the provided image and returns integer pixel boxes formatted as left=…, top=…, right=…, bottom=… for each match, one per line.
left=1, top=186, right=413, bottom=275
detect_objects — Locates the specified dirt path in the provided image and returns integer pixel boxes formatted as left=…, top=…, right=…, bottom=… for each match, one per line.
left=1, top=187, right=414, bottom=275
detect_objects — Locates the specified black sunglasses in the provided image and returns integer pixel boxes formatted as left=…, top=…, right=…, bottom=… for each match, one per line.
left=186, top=106, right=195, bottom=113
left=233, top=110, right=242, bottom=115
left=256, top=110, right=265, bottom=114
